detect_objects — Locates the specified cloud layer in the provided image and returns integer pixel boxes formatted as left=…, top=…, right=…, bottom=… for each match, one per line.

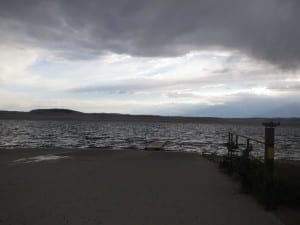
left=1, top=1, right=300, bottom=117
left=1, top=0, right=300, bottom=68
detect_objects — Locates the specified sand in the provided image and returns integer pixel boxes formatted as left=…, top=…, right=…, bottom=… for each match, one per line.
left=0, top=149, right=283, bottom=225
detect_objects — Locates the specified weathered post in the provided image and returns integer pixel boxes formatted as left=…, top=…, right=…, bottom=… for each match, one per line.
left=262, top=121, right=280, bottom=209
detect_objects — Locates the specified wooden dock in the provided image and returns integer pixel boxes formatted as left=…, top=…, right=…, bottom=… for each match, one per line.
left=146, top=140, right=167, bottom=150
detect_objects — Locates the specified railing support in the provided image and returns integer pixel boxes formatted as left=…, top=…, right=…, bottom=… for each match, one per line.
left=227, top=132, right=231, bottom=159
left=227, top=132, right=234, bottom=172
left=241, top=138, right=251, bottom=189
left=262, top=122, right=280, bottom=209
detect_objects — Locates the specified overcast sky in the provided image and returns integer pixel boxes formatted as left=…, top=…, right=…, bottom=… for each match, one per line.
left=1, top=0, right=300, bottom=117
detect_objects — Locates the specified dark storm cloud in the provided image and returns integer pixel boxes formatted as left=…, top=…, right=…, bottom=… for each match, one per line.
left=1, top=0, right=300, bottom=67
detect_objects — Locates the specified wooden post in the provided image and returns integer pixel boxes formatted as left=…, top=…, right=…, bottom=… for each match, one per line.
left=262, top=121, right=280, bottom=209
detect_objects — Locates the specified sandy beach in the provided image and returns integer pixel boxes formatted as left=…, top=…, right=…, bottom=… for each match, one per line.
left=0, top=149, right=283, bottom=225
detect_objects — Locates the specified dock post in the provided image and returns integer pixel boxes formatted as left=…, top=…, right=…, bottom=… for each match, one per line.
left=262, top=121, right=280, bottom=209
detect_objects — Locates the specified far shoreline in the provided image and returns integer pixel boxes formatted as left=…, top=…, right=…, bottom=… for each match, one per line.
left=1, top=108, right=300, bottom=126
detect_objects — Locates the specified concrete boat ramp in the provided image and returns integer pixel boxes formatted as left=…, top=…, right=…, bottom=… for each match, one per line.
left=0, top=149, right=283, bottom=225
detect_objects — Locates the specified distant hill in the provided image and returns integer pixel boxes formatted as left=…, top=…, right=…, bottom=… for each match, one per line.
left=0, top=108, right=300, bottom=126
left=30, top=108, right=83, bottom=114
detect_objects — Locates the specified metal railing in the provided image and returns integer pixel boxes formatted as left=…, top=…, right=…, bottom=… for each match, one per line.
left=227, top=132, right=265, bottom=161
left=225, top=122, right=280, bottom=209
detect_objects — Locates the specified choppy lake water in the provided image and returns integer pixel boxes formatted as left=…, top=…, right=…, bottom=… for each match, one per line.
left=0, top=120, right=299, bottom=160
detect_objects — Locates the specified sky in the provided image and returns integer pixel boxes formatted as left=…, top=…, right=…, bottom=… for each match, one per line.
left=0, top=0, right=300, bottom=117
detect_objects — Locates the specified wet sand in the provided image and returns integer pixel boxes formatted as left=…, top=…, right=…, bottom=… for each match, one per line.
left=0, top=149, right=283, bottom=225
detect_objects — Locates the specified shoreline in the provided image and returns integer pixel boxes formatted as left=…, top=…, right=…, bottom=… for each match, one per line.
left=1, top=110, right=300, bottom=127
left=2, top=147, right=300, bottom=162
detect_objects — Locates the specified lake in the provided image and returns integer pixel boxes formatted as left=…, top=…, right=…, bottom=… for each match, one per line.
left=0, top=120, right=299, bottom=160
